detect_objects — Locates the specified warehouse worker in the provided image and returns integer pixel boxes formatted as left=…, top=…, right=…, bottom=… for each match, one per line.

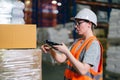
left=41, top=8, right=103, bottom=80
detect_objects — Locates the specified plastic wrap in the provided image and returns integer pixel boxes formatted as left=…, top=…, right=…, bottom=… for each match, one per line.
left=0, top=1, right=13, bottom=24
left=11, top=1, right=25, bottom=24
left=13, top=1, right=25, bottom=9
left=12, top=8, right=24, bottom=17
left=11, top=17, right=25, bottom=24
left=0, top=49, right=42, bottom=80
left=0, top=1, right=13, bottom=14
left=0, top=0, right=25, bottom=24
left=0, top=18, right=11, bottom=24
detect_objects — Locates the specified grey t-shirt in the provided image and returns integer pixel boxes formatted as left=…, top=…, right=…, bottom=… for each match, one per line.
left=80, top=40, right=100, bottom=72
left=70, top=40, right=100, bottom=72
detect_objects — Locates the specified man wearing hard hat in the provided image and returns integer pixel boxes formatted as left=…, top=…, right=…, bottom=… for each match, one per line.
left=41, top=8, right=103, bottom=80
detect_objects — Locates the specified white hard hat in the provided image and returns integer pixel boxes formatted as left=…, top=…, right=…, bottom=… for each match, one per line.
left=75, top=8, right=97, bottom=26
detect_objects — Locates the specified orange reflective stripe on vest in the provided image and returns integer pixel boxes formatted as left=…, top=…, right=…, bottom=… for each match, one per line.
left=64, top=36, right=103, bottom=80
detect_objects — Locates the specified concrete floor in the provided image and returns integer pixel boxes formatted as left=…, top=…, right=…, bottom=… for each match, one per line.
left=42, top=61, right=120, bottom=80
left=42, top=61, right=66, bottom=80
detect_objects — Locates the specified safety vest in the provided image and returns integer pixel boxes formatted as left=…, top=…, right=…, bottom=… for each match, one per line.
left=64, top=36, right=103, bottom=80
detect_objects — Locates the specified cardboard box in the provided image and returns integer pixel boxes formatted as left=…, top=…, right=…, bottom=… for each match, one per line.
left=0, top=24, right=36, bottom=49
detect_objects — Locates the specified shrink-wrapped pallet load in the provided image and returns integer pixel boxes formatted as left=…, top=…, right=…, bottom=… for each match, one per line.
left=0, top=25, right=42, bottom=80
left=0, top=24, right=42, bottom=80
left=0, top=0, right=25, bottom=24
left=0, top=49, right=42, bottom=80
left=0, top=0, right=13, bottom=24
left=0, top=0, right=42, bottom=80
left=11, top=0, right=25, bottom=24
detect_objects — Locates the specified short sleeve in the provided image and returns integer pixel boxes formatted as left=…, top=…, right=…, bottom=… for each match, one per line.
left=83, top=40, right=100, bottom=68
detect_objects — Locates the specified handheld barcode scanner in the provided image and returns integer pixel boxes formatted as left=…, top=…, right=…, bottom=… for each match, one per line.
left=45, top=40, right=62, bottom=47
